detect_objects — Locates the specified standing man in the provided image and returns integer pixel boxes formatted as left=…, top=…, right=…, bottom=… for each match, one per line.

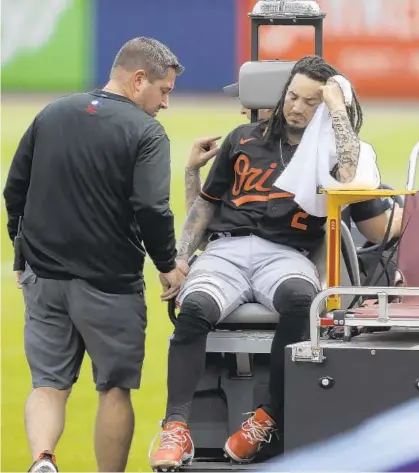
left=3, top=37, right=185, bottom=473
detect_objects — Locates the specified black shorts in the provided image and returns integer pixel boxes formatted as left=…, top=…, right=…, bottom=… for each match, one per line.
left=21, top=264, right=147, bottom=391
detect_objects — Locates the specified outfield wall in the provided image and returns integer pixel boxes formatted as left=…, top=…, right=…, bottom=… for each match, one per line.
left=2, top=0, right=418, bottom=98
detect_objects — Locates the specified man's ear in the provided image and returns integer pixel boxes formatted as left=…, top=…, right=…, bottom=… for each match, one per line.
left=133, top=69, right=147, bottom=86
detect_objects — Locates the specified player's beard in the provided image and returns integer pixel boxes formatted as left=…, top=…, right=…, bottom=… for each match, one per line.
left=284, top=123, right=306, bottom=143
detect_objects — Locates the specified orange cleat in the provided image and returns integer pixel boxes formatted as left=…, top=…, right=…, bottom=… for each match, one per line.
left=224, top=408, right=277, bottom=463
left=149, top=421, right=194, bottom=471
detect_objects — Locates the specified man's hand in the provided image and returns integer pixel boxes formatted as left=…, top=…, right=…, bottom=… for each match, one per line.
left=15, top=271, right=22, bottom=289
left=187, top=136, right=221, bottom=171
left=320, top=78, right=346, bottom=112
left=159, top=266, right=186, bottom=302
left=176, top=259, right=190, bottom=277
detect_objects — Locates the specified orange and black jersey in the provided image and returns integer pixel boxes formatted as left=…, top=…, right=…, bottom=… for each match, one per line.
left=200, top=122, right=326, bottom=251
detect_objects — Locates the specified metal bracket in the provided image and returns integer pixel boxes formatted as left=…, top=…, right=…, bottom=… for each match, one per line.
left=235, top=353, right=253, bottom=377
left=332, top=309, right=346, bottom=327
left=377, top=292, right=389, bottom=323
left=292, top=341, right=325, bottom=363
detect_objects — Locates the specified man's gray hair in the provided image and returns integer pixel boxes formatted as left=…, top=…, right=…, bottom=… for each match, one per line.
left=111, top=37, right=184, bottom=80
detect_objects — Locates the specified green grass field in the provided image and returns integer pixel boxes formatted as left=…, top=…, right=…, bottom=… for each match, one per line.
left=1, top=95, right=418, bottom=472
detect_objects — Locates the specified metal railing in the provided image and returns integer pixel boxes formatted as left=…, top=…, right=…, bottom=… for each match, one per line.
left=302, top=143, right=419, bottom=362
left=310, top=286, right=419, bottom=350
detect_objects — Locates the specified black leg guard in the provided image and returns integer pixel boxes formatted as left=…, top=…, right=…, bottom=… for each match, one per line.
left=265, top=278, right=317, bottom=429
left=165, top=291, right=220, bottom=424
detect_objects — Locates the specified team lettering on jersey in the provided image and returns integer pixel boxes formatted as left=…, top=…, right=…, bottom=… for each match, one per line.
left=230, top=150, right=311, bottom=232
left=231, top=154, right=292, bottom=207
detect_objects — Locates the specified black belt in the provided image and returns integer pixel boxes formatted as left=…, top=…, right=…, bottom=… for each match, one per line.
left=208, top=230, right=253, bottom=242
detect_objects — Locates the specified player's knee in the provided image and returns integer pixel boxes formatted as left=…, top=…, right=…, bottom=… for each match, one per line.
left=273, top=278, right=317, bottom=318
left=172, top=291, right=220, bottom=344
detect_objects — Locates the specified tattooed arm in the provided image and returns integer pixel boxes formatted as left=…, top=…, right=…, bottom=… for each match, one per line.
left=320, top=78, right=361, bottom=184
left=177, top=195, right=217, bottom=262
left=331, top=108, right=361, bottom=183
left=179, top=132, right=235, bottom=262
left=185, top=136, right=221, bottom=212
left=185, top=167, right=201, bottom=213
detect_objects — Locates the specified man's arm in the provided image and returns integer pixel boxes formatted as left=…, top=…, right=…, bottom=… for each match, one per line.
left=321, top=78, right=361, bottom=183
left=131, top=131, right=177, bottom=273
left=179, top=132, right=235, bottom=261
left=177, top=196, right=217, bottom=262
left=331, top=108, right=361, bottom=183
left=356, top=205, right=403, bottom=244
left=3, top=121, right=36, bottom=241
left=185, top=168, right=201, bottom=213
left=185, top=136, right=220, bottom=213
left=350, top=196, right=402, bottom=244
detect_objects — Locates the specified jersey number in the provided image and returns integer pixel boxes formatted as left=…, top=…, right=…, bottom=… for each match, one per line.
left=291, top=211, right=309, bottom=231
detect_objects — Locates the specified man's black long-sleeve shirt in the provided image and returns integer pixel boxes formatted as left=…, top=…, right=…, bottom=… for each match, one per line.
left=3, top=89, right=177, bottom=293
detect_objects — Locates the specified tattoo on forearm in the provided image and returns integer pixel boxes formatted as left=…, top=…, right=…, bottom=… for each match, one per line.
left=331, top=109, right=360, bottom=183
left=185, top=167, right=201, bottom=213
left=177, top=196, right=216, bottom=260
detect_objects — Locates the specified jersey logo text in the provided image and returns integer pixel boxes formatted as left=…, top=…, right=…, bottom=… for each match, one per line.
left=232, top=154, right=286, bottom=206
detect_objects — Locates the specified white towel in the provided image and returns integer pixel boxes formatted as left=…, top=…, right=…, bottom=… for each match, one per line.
left=274, top=75, right=381, bottom=217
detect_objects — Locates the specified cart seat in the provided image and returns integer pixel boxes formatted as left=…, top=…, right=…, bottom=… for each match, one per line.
left=218, top=303, right=279, bottom=324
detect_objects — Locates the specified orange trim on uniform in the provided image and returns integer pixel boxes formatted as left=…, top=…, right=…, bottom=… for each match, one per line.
left=200, top=190, right=221, bottom=201
left=268, top=191, right=294, bottom=199
left=232, top=191, right=294, bottom=207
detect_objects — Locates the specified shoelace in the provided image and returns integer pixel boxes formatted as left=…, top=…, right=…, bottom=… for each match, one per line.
left=148, top=425, right=195, bottom=461
left=160, top=427, right=191, bottom=450
left=241, top=413, right=275, bottom=446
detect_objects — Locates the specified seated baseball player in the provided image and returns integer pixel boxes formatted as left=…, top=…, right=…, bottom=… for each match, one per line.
left=184, top=113, right=402, bottom=252
left=149, top=55, right=380, bottom=470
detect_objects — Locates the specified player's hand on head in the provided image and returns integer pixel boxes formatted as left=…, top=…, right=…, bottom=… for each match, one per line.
left=319, top=78, right=346, bottom=112
left=159, top=267, right=185, bottom=301
left=187, top=136, right=222, bottom=170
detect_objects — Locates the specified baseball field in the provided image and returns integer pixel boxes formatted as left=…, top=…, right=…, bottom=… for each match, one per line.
left=1, top=94, right=418, bottom=472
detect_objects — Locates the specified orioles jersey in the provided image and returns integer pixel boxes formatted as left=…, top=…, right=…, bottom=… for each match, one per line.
left=200, top=122, right=327, bottom=251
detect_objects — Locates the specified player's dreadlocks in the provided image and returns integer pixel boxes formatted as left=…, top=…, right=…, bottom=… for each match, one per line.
left=261, top=55, right=363, bottom=144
